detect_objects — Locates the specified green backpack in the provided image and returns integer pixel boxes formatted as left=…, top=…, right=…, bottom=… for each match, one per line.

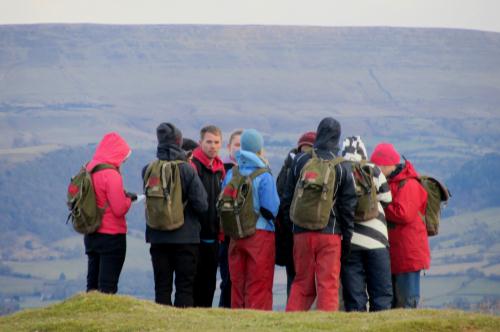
left=290, top=151, right=344, bottom=230
left=66, top=164, right=116, bottom=234
left=143, top=160, right=185, bottom=231
left=400, top=176, right=451, bottom=236
left=351, top=161, right=379, bottom=222
left=217, top=167, right=268, bottom=239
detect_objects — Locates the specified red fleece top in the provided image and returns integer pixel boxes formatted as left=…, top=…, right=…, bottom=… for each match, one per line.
left=190, top=147, right=226, bottom=176
left=86, top=132, right=132, bottom=235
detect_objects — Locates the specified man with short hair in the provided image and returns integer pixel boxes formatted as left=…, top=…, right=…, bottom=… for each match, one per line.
left=191, top=125, right=226, bottom=307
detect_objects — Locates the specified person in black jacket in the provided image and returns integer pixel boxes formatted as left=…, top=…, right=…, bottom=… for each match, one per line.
left=275, top=131, right=316, bottom=298
left=190, top=125, right=226, bottom=307
left=142, top=122, right=208, bottom=307
left=282, top=117, right=357, bottom=312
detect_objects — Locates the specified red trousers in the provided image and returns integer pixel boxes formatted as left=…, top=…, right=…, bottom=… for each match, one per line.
left=229, top=230, right=275, bottom=310
left=286, top=232, right=341, bottom=311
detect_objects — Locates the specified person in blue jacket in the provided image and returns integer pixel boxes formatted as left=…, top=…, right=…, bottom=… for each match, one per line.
left=222, top=129, right=280, bottom=310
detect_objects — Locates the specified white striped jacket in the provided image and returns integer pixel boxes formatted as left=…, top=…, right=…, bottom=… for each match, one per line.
left=350, top=163, right=392, bottom=250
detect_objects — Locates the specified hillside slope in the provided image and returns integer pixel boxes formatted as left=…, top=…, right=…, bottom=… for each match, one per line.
left=1, top=25, right=499, bottom=170
left=0, top=292, right=499, bottom=332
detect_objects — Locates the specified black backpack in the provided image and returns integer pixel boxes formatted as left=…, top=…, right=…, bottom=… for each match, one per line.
left=275, top=149, right=297, bottom=266
left=276, top=149, right=298, bottom=198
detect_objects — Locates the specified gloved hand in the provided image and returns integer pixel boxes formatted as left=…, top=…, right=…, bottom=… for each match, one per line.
left=341, top=239, right=351, bottom=263
left=125, top=191, right=138, bottom=201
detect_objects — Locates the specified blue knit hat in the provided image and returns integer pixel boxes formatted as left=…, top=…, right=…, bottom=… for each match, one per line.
left=241, top=129, right=263, bottom=153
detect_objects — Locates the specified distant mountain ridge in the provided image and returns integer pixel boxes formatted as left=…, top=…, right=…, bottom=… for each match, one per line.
left=0, top=25, right=499, bottom=166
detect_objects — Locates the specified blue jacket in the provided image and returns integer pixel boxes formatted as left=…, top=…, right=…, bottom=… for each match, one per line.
left=221, top=150, right=280, bottom=232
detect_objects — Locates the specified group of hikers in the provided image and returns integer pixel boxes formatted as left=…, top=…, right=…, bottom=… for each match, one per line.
left=70, top=116, right=435, bottom=312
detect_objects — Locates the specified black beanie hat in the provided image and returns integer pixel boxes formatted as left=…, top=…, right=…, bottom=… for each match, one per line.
left=181, top=138, right=198, bottom=152
left=156, top=122, right=182, bottom=147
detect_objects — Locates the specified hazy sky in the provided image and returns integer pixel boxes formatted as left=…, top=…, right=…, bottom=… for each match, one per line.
left=1, top=0, right=500, bottom=33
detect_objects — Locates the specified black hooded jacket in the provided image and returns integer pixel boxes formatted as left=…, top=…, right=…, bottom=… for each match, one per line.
left=142, top=123, right=208, bottom=244
left=281, top=118, right=356, bottom=241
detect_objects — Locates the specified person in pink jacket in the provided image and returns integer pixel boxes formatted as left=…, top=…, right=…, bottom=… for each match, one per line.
left=84, top=132, right=137, bottom=294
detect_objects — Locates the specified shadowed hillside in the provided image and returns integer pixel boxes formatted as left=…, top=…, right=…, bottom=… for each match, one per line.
left=0, top=292, right=499, bottom=332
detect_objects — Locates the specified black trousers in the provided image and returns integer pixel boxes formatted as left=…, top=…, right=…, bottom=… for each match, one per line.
left=193, top=241, right=219, bottom=307
left=218, top=237, right=231, bottom=308
left=84, top=233, right=126, bottom=294
left=150, top=243, right=199, bottom=307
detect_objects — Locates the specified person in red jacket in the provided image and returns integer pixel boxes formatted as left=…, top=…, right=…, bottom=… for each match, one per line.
left=370, top=142, right=430, bottom=308
left=84, top=132, right=137, bottom=294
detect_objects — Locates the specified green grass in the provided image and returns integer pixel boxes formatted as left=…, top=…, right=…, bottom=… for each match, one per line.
left=0, top=292, right=499, bottom=332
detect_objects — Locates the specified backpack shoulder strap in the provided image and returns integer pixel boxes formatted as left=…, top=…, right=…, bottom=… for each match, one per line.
left=284, top=149, right=298, bottom=168
left=88, top=163, right=116, bottom=212
left=90, top=163, right=117, bottom=174
left=331, top=156, right=345, bottom=166
left=329, top=156, right=345, bottom=196
left=168, top=160, right=186, bottom=173
left=249, top=167, right=268, bottom=180
left=359, top=160, right=370, bottom=168
left=398, top=176, right=419, bottom=189
left=232, top=166, right=241, bottom=178
left=311, top=149, right=318, bottom=159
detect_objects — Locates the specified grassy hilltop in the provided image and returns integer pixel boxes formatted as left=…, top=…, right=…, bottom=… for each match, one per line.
left=0, top=292, right=499, bottom=332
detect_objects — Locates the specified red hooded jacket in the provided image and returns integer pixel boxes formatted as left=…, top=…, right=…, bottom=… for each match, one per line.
left=86, top=132, right=132, bottom=235
left=385, top=161, right=430, bottom=274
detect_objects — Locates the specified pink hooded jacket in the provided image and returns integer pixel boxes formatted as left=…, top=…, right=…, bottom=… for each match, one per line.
left=86, top=132, right=132, bottom=234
